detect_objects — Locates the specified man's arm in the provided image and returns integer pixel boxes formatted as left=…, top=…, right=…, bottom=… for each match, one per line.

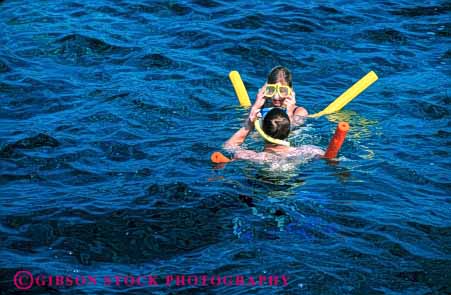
left=224, top=115, right=269, bottom=164
left=224, top=118, right=254, bottom=148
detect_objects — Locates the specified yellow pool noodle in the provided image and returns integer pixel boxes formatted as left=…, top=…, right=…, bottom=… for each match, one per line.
left=309, top=71, right=378, bottom=118
left=229, top=71, right=251, bottom=107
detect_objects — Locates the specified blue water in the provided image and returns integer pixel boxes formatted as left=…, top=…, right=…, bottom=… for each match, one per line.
left=0, top=0, right=450, bottom=294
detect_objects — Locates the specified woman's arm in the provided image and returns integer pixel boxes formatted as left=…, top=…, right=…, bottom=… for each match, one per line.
left=247, top=83, right=267, bottom=123
left=285, top=90, right=308, bottom=126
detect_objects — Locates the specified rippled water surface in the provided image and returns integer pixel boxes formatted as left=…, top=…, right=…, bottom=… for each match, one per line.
left=0, top=0, right=450, bottom=294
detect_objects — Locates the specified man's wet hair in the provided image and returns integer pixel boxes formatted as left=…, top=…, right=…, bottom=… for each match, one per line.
left=262, top=108, right=290, bottom=140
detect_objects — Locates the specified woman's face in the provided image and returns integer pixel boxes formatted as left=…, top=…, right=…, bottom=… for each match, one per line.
left=270, top=81, right=289, bottom=107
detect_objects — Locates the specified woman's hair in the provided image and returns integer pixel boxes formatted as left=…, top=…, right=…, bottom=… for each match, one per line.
left=267, top=66, right=292, bottom=87
left=262, top=108, right=291, bottom=140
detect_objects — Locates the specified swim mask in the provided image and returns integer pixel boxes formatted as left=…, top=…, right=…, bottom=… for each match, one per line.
left=264, top=84, right=292, bottom=98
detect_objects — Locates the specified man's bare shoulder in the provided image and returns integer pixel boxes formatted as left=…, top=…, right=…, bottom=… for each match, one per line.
left=292, top=145, right=324, bottom=158
left=224, top=145, right=324, bottom=163
left=245, top=145, right=324, bottom=162
left=238, top=150, right=287, bottom=163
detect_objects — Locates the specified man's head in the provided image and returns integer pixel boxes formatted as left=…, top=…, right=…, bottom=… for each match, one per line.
left=262, top=108, right=290, bottom=141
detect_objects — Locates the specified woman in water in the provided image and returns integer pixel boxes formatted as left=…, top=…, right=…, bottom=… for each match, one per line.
left=248, top=66, right=308, bottom=127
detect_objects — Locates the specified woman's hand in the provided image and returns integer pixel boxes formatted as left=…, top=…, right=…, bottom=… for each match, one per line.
left=284, top=90, right=297, bottom=121
left=254, top=83, right=267, bottom=109
left=248, top=83, right=267, bottom=121
left=285, top=90, right=308, bottom=126
left=249, top=105, right=261, bottom=123
left=284, top=90, right=296, bottom=109
left=243, top=103, right=260, bottom=130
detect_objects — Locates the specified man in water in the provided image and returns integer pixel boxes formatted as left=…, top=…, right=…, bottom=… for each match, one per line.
left=225, top=108, right=323, bottom=163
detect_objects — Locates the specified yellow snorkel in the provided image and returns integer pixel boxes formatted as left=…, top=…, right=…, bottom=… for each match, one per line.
left=254, top=118, right=291, bottom=146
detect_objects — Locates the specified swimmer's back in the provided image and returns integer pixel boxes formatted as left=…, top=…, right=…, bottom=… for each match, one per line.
left=230, top=145, right=324, bottom=164
left=290, top=145, right=324, bottom=158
